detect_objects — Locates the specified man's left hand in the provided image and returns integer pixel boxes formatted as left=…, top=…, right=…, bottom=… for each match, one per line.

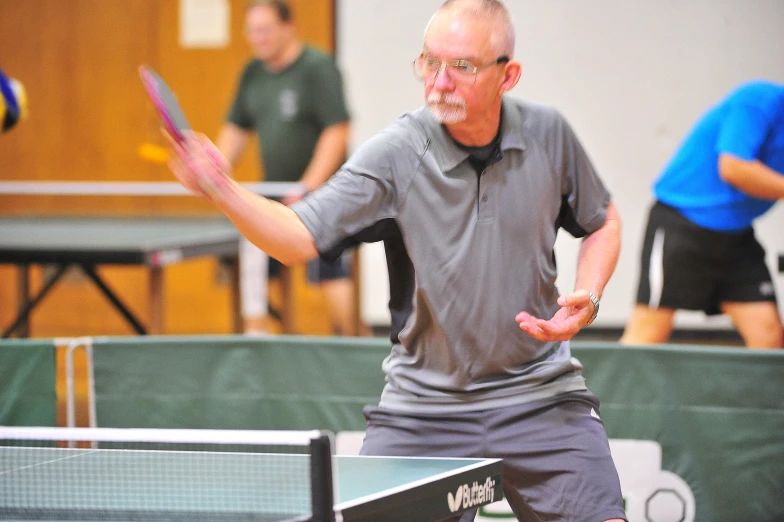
left=515, top=290, right=596, bottom=341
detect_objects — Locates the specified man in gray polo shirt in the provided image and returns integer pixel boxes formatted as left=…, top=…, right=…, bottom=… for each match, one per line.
left=167, top=1, right=624, bottom=520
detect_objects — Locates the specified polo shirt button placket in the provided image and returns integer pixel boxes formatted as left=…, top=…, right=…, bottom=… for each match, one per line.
left=479, top=167, right=489, bottom=207
left=477, top=167, right=491, bottom=219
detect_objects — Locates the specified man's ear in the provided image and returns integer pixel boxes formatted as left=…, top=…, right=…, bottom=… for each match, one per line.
left=499, top=60, right=522, bottom=94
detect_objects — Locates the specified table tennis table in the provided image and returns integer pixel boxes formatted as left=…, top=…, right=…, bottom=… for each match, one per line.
left=0, top=216, right=245, bottom=338
left=0, top=446, right=503, bottom=522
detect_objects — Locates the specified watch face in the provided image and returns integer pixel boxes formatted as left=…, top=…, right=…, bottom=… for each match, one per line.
left=587, top=291, right=600, bottom=324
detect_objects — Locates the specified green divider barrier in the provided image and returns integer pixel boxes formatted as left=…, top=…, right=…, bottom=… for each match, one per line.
left=92, top=335, right=389, bottom=432
left=0, top=339, right=57, bottom=426
left=572, top=343, right=784, bottom=522
left=90, top=336, right=784, bottom=521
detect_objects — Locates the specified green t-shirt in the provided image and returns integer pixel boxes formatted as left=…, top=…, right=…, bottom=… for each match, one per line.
left=227, top=47, right=350, bottom=183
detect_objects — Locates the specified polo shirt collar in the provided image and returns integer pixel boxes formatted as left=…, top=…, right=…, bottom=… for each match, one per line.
left=418, top=97, right=527, bottom=173
left=498, top=98, right=527, bottom=153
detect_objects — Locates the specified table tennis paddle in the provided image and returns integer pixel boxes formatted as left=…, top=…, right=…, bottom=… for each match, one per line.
left=138, top=65, right=190, bottom=143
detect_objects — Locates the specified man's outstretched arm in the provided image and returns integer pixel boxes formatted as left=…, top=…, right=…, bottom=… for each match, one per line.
left=169, top=132, right=320, bottom=266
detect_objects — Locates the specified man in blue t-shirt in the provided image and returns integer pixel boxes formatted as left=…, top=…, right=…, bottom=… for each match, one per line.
left=622, top=80, right=784, bottom=348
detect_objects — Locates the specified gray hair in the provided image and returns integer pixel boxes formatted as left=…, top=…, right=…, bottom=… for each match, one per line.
left=434, top=0, right=515, bottom=57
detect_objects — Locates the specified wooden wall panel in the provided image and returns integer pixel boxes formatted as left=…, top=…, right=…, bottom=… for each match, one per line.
left=0, top=0, right=337, bottom=338
left=0, top=0, right=159, bottom=212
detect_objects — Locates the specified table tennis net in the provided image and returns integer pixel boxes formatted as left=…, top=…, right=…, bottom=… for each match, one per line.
left=0, top=427, right=335, bottom=522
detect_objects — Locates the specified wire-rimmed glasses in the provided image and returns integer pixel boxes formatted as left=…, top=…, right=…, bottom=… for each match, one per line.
left=413, top=53, right=510, bottom=84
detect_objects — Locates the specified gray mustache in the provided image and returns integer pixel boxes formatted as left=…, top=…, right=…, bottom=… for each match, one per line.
left=427, top=93, right=466, bottom=106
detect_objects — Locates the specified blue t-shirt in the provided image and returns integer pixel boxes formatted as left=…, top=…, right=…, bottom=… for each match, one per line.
left=653, top=80, right=784, bottom=231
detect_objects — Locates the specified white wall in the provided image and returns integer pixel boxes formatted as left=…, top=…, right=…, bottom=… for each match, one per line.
left=337, top=0, right=784, bottom=328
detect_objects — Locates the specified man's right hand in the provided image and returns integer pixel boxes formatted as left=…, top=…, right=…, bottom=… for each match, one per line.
left=166, top=131, right=234, bottom=203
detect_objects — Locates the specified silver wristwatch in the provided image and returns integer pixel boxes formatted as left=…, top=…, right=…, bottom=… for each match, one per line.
left=586, top=291, right=600, bottom=325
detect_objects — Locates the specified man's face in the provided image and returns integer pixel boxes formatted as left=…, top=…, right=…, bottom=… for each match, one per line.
left=421, top=12, right=506, bottom=126
left=245, top=5, right=292, bottom=63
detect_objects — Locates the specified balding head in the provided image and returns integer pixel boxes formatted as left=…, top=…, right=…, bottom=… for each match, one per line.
left=428, top=0, right=515, bottom=57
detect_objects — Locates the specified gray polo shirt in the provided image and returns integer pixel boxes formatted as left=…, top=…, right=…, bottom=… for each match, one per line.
left=292, top=96, right=611, bottom=413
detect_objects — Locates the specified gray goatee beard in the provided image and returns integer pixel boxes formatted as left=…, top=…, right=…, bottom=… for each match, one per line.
left=427, top=92, right=467, bottom=124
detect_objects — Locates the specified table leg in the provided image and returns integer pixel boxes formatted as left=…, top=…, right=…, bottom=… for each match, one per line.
left=281, top=265, right=296, bottom=334
left=149, top=267, right=164, bottom=334
left=351, top=249, right=362, bottom=336
left=16, top=264, right=30, bottom=337
left=80, top=265, right=147, bottom=335
left=228, top=256, right=242, bottom=334
left=3, top=264, right=68, bottom=339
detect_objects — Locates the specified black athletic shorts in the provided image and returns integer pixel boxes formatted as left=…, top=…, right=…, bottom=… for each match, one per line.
left=635, top=201, right=777, bottom=315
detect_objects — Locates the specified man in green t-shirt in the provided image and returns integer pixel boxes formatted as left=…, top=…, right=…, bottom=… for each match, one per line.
left=217, top=0, right=360, bottom=335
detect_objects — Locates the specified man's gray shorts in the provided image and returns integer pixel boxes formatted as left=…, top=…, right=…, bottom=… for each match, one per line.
left=360, top=390, right=627, bottom=522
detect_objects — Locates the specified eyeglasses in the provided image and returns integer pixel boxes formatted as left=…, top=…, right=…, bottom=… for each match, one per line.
left=246, top=26, right=275, bottom=37
left=413, top=53, right=510, bottom=84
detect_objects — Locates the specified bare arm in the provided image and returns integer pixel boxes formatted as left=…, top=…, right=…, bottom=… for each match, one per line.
left=212, top=181, right=318, bottom=265
left=299, top=121, right=350, bottom=192
left=718, top=153, right=784, bottom=200
left=573, top=201, right=622, bottom=301
left=516, top=201, right=622, bottom=341
left=169, top=133, right=319, bottom=266
left=216, top=123, right=253, bottom=171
